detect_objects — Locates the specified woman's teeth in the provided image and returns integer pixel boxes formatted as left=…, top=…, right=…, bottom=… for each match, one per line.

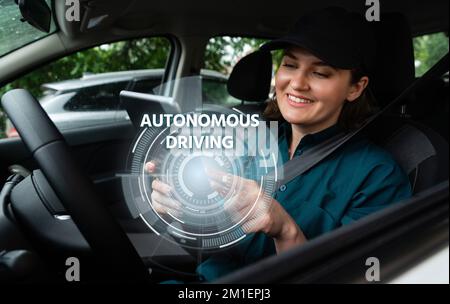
left=288, top=94, right=313, bottom=104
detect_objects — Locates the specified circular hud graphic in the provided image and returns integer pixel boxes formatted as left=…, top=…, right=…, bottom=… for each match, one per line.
left=122, top=106, right=280, bottom=250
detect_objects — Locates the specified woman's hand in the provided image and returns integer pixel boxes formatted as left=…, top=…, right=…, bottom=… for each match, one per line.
left=145, top=161, right=182, bottom=217
left=206, top=169, right=307, bottom=253
left=145, top=161, right=306, bottom=252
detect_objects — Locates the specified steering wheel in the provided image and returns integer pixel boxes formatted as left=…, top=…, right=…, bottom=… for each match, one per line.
left=1, top=89, right=150, bottom=282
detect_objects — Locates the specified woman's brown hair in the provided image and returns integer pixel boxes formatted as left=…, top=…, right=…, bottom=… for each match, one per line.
left=263, top=67, right=377, bottom=131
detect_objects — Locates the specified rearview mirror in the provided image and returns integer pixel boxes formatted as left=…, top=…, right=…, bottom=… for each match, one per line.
left=16, top=0, right=51, bottom=33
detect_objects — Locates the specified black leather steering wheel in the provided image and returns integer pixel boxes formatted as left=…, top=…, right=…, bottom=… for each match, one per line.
left=1, top=89, right=150, bottom=282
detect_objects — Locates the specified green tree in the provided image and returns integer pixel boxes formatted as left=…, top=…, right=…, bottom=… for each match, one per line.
left=414, top=33, right=449, bottom=76
left=0, top=38, right=170, bottom=99
left=204, top=37, right=269, bottom=73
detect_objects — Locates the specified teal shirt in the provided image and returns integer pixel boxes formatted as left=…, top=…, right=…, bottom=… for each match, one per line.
left=196, top=123, right=412, bottom=281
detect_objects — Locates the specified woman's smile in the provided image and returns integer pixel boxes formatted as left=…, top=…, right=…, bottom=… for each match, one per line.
left=286, top=93, right=315, bottom=108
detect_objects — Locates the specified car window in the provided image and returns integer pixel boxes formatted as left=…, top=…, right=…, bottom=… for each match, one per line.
left=202, top=77, right=241, bottom=107
left=130, top=77, right=163, bottom=94
left=0, top=0, right=57, bottom=58
left=203, top=37, right=271, bottom=107
left=414, top=32, right=449, bottom=77
left=64, top=81, right=129, bottom=111
left=0, top=37, right=171, bottom=138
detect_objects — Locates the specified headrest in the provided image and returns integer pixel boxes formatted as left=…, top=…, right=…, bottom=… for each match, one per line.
left=371, top=13, right=415, bottom=107
left=227, top=50, right=272, bottom=102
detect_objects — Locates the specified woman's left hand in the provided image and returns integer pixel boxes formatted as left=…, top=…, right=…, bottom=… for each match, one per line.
left=206, top=169, right=307, bottom=252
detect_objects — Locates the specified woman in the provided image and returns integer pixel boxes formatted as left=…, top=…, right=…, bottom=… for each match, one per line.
left=147, top=7, right=412, bottom=282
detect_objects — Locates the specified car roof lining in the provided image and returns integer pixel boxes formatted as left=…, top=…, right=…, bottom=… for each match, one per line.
left=1, top=0, right=448, bottom=89
left=56, top=0, right=449, bottom=38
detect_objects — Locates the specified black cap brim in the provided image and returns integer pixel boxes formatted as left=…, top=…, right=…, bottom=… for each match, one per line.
left=261, top=37, right=359, bottom=70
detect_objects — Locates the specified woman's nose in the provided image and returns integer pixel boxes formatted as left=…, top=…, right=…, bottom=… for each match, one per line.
left=290, top=71, right=310, bottom=91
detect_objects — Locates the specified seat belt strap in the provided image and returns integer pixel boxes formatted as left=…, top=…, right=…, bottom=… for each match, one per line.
left=272, top=53, right=449, bottom=189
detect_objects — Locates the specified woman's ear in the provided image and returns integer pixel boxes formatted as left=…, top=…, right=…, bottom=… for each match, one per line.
left=347, top=76, right=369, bottom=102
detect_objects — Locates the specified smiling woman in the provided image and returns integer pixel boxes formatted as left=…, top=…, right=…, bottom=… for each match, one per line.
left=264, top=48, right=375, bottom=133
left=146, top=7, right=413, bottom=283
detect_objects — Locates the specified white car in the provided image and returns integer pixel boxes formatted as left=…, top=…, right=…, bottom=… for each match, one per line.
left=5, top=69, right=235, bottom=137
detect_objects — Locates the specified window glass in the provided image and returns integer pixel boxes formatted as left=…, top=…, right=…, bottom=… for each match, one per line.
left=0, top=0, right=57, bottom=58
left=414, top=32, right=449, bottom=77
left=0, top=37, right=171, bottom=138
left=202, top=78, right=241, bottom=107
left=130, top=77, right=164, bottom=94
left=203, top=37, right=270, bottom=107
left=64, top=81, right=129, bottom=111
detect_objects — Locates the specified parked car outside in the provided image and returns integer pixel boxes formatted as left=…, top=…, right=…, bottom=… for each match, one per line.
left=5, top=68, right=238, bottom=137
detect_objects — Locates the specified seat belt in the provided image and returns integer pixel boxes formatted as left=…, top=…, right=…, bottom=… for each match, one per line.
left=273, top=53, right=449, bottom=189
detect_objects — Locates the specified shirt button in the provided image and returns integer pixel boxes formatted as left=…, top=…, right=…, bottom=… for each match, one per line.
left=279, top=185, right=287, bottom=192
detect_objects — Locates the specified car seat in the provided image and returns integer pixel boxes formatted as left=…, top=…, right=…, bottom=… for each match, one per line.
left=227, top=49, right=272, bottom=115
left=369, top=13, right=449, bottom=194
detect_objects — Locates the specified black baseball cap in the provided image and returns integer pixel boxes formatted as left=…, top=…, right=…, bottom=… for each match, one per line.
left=260, top=7, right=376, bottom=75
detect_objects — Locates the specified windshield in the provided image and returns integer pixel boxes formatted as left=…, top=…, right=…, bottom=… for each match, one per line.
left=0, top=0, right=57, bottom=58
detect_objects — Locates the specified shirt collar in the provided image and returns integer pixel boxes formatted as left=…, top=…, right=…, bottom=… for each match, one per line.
left=279, top=122, right=342, bottom=156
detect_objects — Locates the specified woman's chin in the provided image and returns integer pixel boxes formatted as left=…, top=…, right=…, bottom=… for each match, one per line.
left=280, top=112, right=308, bottom=125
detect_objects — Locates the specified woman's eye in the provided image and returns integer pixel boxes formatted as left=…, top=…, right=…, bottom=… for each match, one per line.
left=313, top=71, right=329, bottom=78
left=282, top=62, right=296, bottom=68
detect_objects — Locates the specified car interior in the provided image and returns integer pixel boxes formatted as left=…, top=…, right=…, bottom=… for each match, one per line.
left=0, top=0, right=448, bottom=283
